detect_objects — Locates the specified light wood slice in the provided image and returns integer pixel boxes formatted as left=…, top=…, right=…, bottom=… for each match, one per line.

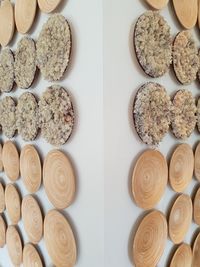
left=169, top=144, right=194, bottom=192
left=0, top=0, right=15, bottom=46
left=37, top=0, right=62, bottom=13
left=20, top=145, right=42, bottom=193
left=6, top=226, right=22, bottom=266
left=43, top=150, right=75, bottom=209
left=133, top=210, right=167, bottom=267
left=170, top=243, right=192, bottom=267
left=194, top=187, right=200, bottom=225
left=195, top=142, right=200, bottom=181
left=15, top=0, right=37, bottom=34
left=0, top=182, right=5, bottom=213
left=132, top=150, right=168, bottom=210
left=44, top=210, right=77, bottom=267
left=173, top=0, right=198, bottom=29
left=145, top=0, right=169, bottom=9
left=5, top=184, right=21, bottom=224
left=22, top=195, right=43, bottom=244
left=0, top=215, right=6, bottom=248
left=0, top=144, right=3, bottom=172
left=2, top=141, right=19, bottom=182
left=193, top=232, right=200, bottom=267
left=23, top=243, right=43, bottom=267
left=169, top=194, right=192, bottom=244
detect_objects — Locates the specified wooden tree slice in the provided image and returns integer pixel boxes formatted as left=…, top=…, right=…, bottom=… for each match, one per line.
left=169, top=144, right=194, bottom=192
left=43, top=150, right=76, bottom=209
left=22, top=195, right=43, bottom=244
left=170, top=243, right=192, bottom=267
left=194, top=187, right=200, bottom=225
left=44, top=210, right=77, bottom=267
left=38, top=0, right=62, bottom=13
left=23, top=243, right=43, bottom=267
left=5, top=184, right=21, bottom=224
left=0, top=215, right=6, bottom=248
left=0, top=144, right=3, bottom=172
left=0, top=182, right=5, bottom=213
left=173, top=0, right=198, bottom=29
left=195, top=142, right=200, bottom=181
left=132, top=150, right=168, bottom=210
left=2, top=141, right=19, bottom=182
left=15, top=0, right=37, bottom=34
left=133, top=210, right=167, bottom=267
left=20, top=145, right=42, bottom=193
left=193, top=232, right=200, bottom=267
left=145, top=0, right=169, bottom=9
left=169, top=194, right=192, bottom=244
left=6, top=226, right=22, bottom=266
left=0, top=0, right=15, bottom=46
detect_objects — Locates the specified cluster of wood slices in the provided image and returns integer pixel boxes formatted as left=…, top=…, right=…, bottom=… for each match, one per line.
left=132, top=143, right=200, bottom=266
left=0, top=141, right=77, bottom=267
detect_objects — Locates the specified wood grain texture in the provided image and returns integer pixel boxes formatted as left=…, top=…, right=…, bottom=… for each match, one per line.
left=2, top=141, right=19, bottom=182
left=43, top=150, right=75, bottom=209
left=37, top=0, right=62, bottom=13
left=169, top=144, right=194, bottom=192
left=0, top=0, right=15, bottom=46
left=195, top=142, right=200, bottom=181
left=44, top=210, right=77, bottom=267
left=6, top=226, right=22, bottom=266
left=0, top=182, right=5, bottom=213
left=23, top=243, right=43, bottom=267
left=132, top=150, right=168, bottom=210
left=169, top=194, right=192, bottom=244
left=20, top=145, right=41, bottom=193
left=169, top=243, right=192, bottom=267
left=194, top=187, right=200, bottom=226
left=145, top=0, right=169, bottom=9
left=193, top=232, right=200, bottom=267
left=5, top=184, right=21, bottom=224
left=0, top=215, right=6, bottom=248
left=173, top=0, right=198, bottom=29
left=15, top=0, right=37, bottom=34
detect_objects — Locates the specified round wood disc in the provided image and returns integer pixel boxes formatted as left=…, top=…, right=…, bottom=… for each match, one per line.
left=169, top=194, right=192, bottom=244
left=195, top=142, right=200, bottom=181
left=169, top=144, right=194, bottom=192
left=0, top=143, right=3, bottom=172
left=194, top=187, right=200, bottom=225
left=6, top=226, right=22, bottom=266
left=0, top=182, right=5, bottom=213
left=193, top=232, right=200, bottom=267
left=145, top=0, right=169, bottom=9
left=23, top=243, right=43, bottom=267
left=5, top=184, right=21, bottom=224
left=0, top=215, right=6, bottom=248
left=133, top=210, right=167, bottom=267
left=0, top=0, right=15, bottom=46
left=170, top=243, right=192, bottom=267
left=173, top=0, right=197, bottom=29
left=20, top=145, right=42, bottom=193
left=2, top=141, right=19, bottom=182
left=44, top=210, right=77, bottom=267
left=132, top=150, right=168, bottom=210
left=38, top=0, right=62, bottom=13
left=22, top=195, right=43, bottom=244
left=15, top=0, right=37, bottom=34
left=43, top=150, right=75, bottom=209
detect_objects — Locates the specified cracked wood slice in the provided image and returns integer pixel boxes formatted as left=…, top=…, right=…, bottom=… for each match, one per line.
left=38, top=0, right=62, bottom=13
left=5, top=184, right=21, bottom=224
left=193, top=232, right=200, bottom=267
left=173, top=0, right=198, bottom=29
left=23, top=243, right=43, bottom=267
left=169, top=243, right=192, bottom=267
left=15, top=0, right=37, bottom=34
left=145, top=0, right=169, bottom=9
left=0, top=215, right=6, bottom=248
left=6, top=226, right=22, bottom=266
left=0, top=182, right=5, bottom=213
left=0, top=0, right=15, bottom=46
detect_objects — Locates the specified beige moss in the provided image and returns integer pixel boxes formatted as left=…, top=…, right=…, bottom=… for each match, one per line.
left=0, top=48, right=14, bottom=93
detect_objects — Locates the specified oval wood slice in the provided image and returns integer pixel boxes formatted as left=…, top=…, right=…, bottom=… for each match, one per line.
left=195, top=142, right=200, bottom=181
left=44, top=210, right=77, bottom=267
left=169, top=194, right=192, bottom=244
left=0, top=182, right=5, bottom=213
left=2, top=141, right=19, bottom=182
left=169, top=144, right=194, bottom=192
left=145, top=0, right=169, bottom=9
left=133, top=210, right=167, bottom=267
left=20, top=145, right=42, bottom=193
left=193, top=232, right=200, bottom=267
left=37, top=0, right=62, bottom=13
left=0, top=0, right=15, bottom=46
left=43, top=150, right=76, bottom=209
left=5, top=184, right=21, bottom=224
left=170, top=243, right=192, bottom=267
left=6, top=226, right=22, bottom=266
left=23, top=243, right=43, bottom=267
left=0, top=215, right=6, bottom=248
left=132, top=150, right=168, bottom=210
left=0, top=144, right=3, bottom=172
left=15, top=0, right=37, bottom=34
left=173, top=0, right=198, bottom=29
left=194, top=187, right=200, bottom=225
left=22, top=195, right=43, bottom=244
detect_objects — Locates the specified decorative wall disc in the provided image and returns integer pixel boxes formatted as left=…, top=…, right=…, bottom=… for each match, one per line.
left=0, top=215, right=6, bottom=248
left=6, top=226, right=22, bottom=266
left=5, top=184, right=21, bottom=224
left=0, top=182, right=5, bottom=213
left=169, top=243, right=192, bottom=267
left=38, top=0, right=62, bottom=13
left=23, top=243, right=43, bottom=267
